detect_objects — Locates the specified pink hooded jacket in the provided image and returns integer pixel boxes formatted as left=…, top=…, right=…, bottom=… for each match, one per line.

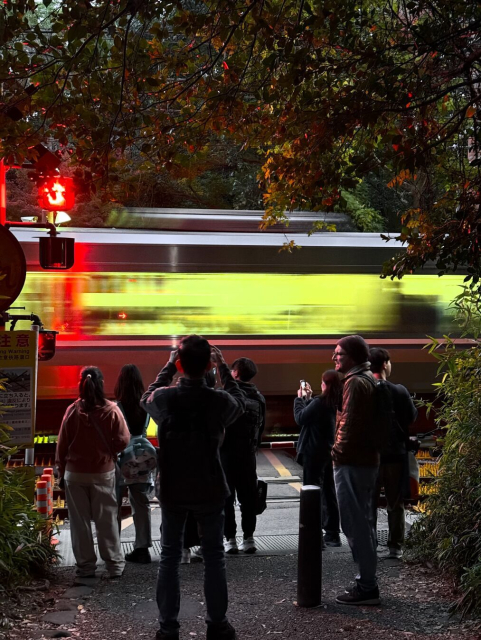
left=56, top=399, right=129, bottom=476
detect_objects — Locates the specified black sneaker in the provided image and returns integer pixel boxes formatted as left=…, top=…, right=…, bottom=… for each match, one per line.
left=336, top=584, right=380, bottom=606
left=324, top=534, right=342, bottom=547
left=206, top=621, right=237, bottom=640
left=155, top=631, right=179, bottom=640
left=125, top=548, right=151, bottom=564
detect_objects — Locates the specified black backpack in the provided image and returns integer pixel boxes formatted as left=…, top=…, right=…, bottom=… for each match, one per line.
left=359, top=375, right=395, bottom=451
left=225, top=393, right=263, bottom=448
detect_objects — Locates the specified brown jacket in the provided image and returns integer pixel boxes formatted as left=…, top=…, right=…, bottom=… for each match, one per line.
left=56, top=399, right=130, bottom=476
left=332, top=364, right=379, bottom=467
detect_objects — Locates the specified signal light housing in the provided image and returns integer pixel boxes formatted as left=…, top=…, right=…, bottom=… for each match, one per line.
left=38, top=329, right=58, bottom=362
left=39, top=236, right=75, bottom=270
left=38, top=176, right=75, bottom=211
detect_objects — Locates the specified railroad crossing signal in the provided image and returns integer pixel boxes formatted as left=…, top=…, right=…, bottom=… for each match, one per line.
left=38, top=176, right=75, bottom=211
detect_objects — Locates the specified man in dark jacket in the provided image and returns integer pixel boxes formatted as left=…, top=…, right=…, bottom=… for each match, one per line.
left=220, top=357, right=266, bottom=554
left=332, top=335, right=380, bottom=606
left=141, top=335, right=245, bottom=640
left=369, top=347, right=418, bottom=559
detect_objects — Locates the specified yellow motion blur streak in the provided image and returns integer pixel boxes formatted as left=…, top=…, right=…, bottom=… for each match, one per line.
left=18, top=272, right=464, bottom=338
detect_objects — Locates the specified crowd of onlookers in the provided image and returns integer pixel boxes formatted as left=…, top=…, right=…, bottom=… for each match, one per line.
left=55, top=333, right=417, bottom=640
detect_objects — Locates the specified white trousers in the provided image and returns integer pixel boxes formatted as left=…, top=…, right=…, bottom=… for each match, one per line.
left=65, top=470, right=125, bottom=577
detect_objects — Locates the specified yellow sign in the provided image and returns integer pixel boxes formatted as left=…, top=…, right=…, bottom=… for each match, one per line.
left=0, top=330, right=38, bottom=447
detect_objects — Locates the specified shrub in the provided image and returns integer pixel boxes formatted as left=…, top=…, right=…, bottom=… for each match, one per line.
left=0, top=380, right=59, bottom=589
left=407, top=291, right=481, bottom=616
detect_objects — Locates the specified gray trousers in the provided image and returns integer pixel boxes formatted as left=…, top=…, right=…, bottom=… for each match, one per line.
left=334, top=464, right=379, bottom=591
left=65, top=470, right=125, bottom=577
left=128, top=483, right=153, bottom=549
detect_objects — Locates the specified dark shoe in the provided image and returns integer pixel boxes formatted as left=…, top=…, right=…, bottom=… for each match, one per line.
left=206, top=621, right=237, bottom=640
left=101, top=571, right=124, bottom=580
left=155, top=631, right=179, bottom=640
left=336, top=584, right=380, bottom=606
left=125, top=548, right=151, bottom=564
left=324, top=534, right=342, bottom=548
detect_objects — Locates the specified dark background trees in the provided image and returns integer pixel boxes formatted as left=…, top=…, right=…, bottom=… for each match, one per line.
left=9, top=0, right=480, bottom=243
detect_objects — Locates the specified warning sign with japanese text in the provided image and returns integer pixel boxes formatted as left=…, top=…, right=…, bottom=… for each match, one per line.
left=0, top=331, right=38, bottom=447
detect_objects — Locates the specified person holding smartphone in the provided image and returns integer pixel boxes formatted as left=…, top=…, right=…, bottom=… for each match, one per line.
left=141, top=336, right=245, bottom=640
left=294, top=371, right=343, bottom=548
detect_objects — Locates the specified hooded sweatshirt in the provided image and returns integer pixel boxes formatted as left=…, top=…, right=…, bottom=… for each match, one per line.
left=56, top=399, right=130, bottom=477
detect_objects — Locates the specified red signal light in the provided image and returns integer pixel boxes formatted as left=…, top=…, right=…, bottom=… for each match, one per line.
left=38, top=329, right=58, bottom=362
left=38, top=176, right=75, bottom=211
left=118, top=312, right=127, bottom=320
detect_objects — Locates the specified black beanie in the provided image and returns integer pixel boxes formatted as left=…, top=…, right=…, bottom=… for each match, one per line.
left=337, top=335, right=369, bottom=365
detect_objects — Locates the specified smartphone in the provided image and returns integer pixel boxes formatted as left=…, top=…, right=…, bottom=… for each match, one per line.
left=300, top=380, right=306, bottom=389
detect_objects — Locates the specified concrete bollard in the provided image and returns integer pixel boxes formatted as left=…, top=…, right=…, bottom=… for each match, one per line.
left=297, top=485, right=322, bottom=607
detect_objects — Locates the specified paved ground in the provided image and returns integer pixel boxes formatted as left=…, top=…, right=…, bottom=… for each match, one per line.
left=55, top=450, right=396, bottom=564
left=3, top=450, right=479, bottom=639
left=6, top=548, right=479, bottom=640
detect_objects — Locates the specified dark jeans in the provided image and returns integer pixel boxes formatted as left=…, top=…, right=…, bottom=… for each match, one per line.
left=334, top=465, right=379, bottom=592
left=157, top=503, right=228, bottom=635
left=373, top=461, right=405, bottom=551
left=222, top=450, right=257, bottom=540
left=302, top=455, right=340, bottom=536
left=183, top=510, right=200, bottom=549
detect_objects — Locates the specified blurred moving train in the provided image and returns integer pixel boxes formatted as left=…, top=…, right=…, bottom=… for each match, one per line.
left=11, top=209, right=462, bottom=436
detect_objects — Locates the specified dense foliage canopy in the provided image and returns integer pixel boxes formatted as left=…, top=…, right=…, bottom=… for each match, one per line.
left=1, top=0, right=481, bottom=270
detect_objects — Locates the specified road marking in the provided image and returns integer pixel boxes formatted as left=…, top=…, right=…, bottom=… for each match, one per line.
left=121, top=516, right=133, bottom=531
left=121, top=504, right=157, bottom=531
left=262, top=450, right=301, bottom=493
left=288, top=482, right=302, bottom=492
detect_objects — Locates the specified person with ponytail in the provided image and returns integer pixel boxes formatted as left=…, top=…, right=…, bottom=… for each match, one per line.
left=294, top=369, right=343, bottom=548
left=114, top=364, right=153, bottom=564
left=56, top=366, right=130, bottom=579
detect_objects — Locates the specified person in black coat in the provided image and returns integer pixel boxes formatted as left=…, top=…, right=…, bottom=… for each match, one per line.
left=294, top=369, right=342, bottom=547
left=369, top=348, right=418, bottom=559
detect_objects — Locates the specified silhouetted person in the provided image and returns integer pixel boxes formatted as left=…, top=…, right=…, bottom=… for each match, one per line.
left=294, top=370, right=342, bottom=547
left=332, top=335, right=380, bottom=606
left=369, top=348, right=417, bottom=559
left=220, top=357, right=265, bottom=554
left=56, top=366, right=129, bottom=578
left=141, top=336, right=245, bottom=640
left=114, top=364, right=152, bottom=564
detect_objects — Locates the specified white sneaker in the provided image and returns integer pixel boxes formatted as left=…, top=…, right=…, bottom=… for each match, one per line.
left=240, top=537, right=257, bottom=554
left=191, top=547, right=203, bottom=563
left=224, top=538, right=239, bottom=554
left=386, top=548, right=403, bottom=559
left=181, top=549, right=191, bottom=564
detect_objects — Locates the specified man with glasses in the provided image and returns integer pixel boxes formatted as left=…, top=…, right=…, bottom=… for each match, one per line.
left=331, top=335, right=381, bottom=606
